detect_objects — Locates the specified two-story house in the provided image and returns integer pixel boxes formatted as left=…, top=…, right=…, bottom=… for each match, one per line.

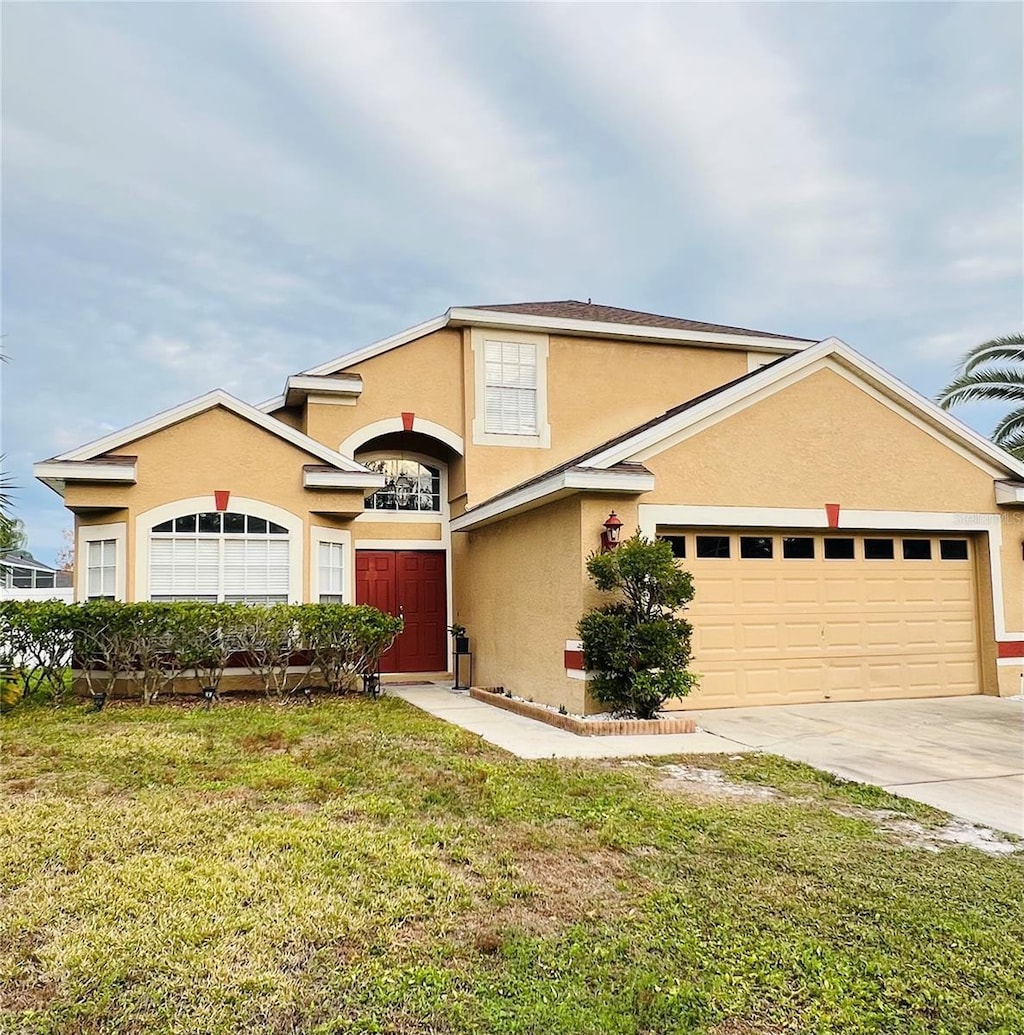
left=34, top=301, right=1024, bottom=711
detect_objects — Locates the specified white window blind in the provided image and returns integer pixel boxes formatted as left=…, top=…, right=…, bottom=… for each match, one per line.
left=318, top=541, right=345, bottom=603
left=484, top=340, right=538, bottom=435
left=223, top=539, right=289, bottom=600
left=86, top=539, right=117, bottom=599
left=149, top=517, right=290, bottom=603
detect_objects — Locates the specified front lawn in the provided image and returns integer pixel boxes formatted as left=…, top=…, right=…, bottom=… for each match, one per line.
left=1, top=698, right=1022, bottom=1034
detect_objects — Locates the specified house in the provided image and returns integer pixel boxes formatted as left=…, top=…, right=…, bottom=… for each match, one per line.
left=0, top=549, right=74, bottom=602
left=33, top=300, right=1024, bottom=710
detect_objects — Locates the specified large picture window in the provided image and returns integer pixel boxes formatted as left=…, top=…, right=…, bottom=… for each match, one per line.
left=149, top=511, right=290, bottom=603
left=364, top=458, right=441, bottom=513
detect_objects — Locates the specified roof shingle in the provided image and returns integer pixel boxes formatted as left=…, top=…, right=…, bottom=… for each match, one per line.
left=462, top=300, right=809, bottom=342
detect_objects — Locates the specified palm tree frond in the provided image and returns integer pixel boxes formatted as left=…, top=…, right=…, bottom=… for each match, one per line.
left=994, top=427, right=1024, bottom=460
left=959, top=333, right=1024, bottom=374
left=937, top=366, right=1024, bottom=408
left=991, top=405, right=1024, bottom=443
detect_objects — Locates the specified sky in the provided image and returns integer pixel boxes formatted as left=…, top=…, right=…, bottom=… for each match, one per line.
left=2, top=2, right=1022, bottom=563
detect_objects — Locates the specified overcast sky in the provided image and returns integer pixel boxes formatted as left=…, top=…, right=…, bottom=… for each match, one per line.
left=3, top=2, right=1022, bottom=563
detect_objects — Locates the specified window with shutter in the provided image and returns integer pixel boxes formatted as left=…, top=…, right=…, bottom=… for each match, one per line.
left=149, top=511, right=290, bottom=603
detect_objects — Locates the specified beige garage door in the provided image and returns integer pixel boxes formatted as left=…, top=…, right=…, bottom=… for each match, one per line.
left=659, top=530, right=980, bottom=709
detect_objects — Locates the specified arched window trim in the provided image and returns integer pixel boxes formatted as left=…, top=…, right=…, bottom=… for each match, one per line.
left=134, top=497, right=303, bottom=603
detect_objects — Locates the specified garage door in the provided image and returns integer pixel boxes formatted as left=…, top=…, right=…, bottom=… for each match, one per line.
left=658, top=530, right=980, bottom=709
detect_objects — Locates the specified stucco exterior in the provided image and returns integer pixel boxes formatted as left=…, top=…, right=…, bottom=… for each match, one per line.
left=36, top=302, right=1024, bottom=709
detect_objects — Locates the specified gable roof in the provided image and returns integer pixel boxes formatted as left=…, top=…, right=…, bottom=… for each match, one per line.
left=460, top=300, right=804, bottom=341
left=40, top=389, right=374, bottom=476
left=270, top=301, right=815, bottom=398
left=451, top=338, right=1024, bottom=531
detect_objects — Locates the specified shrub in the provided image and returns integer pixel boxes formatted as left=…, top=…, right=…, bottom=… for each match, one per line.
left=296, top=604, right=403, bottom=694
left=0, top=600, right=403, bottom=706
left=577, top=533, right=698, bottom=719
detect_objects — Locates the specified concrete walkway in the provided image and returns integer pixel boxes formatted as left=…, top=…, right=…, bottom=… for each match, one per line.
left=390, top=685, right=1024, bottom=835
left=690, top=696, right=1024, bottom=836
left=387, top=684, right=741, bottom=759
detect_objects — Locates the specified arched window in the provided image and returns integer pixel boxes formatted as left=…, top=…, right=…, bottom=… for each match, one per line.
left=364, top=458, right=441, bottom=513
left=149, top=511, right=290, bottom=603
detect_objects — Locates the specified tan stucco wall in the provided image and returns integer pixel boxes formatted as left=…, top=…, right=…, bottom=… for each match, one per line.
left=301, top=329, right=466, bottom=451
left=353, top=522, right=442, bottom=542
left=461, top=333, right=749, bottom=504
left=644, top=368, right=997, bottom=512
left=455, top=496, right=586, bottom=711
left=298, top=325, right=750, bottom=508
left=71, top=406, right=366, bottom=600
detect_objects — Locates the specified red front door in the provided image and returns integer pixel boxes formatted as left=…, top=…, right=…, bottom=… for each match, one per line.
left=356, top=550, right=447, bottom=672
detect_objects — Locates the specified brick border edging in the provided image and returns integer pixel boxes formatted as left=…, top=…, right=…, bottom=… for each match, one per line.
left=469, top=687, right=696, bottom=736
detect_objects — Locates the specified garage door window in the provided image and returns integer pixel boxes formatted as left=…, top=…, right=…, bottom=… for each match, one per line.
left=940, top=539, right=969, bottom=561
left=824, top=538, right=855, bottom=560
left=696, top=535, right=731, bottom=558
left=783, top=537, right=815, bottom=559
left=660, top=535, right=686, bottom=558
left=740, top=536, right=773, bottom=559
left=903, top=539, right=932, bottom=560
left=864, top=538, right=895, bottom=560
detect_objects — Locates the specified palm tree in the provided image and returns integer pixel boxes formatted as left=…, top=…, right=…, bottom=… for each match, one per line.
left=938, top=332, right=1024, bottom=459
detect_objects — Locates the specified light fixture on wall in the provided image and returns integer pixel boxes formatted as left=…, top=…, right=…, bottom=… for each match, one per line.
left=601, top=511, right=624, bottom=552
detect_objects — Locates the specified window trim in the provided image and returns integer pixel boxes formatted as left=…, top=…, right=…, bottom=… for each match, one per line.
left=310, top=526, right=352, bottom=604
left=76, top=521, right=127, bottom=602
left=471, top=327, right=551, bottom=448
left=136, top=497, right=303, bottom=603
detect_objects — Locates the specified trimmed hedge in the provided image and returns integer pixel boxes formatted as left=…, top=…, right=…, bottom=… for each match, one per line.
left=0, top=600, right=403, bottom=704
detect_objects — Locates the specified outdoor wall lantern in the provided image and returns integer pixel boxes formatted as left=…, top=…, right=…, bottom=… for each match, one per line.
left=601, top=511, right=624, bottom=552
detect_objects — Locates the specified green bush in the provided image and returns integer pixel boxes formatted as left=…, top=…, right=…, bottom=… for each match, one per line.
left=0, top=600, right=404, bottom=705
left=577, top=533, right=698, bottom=719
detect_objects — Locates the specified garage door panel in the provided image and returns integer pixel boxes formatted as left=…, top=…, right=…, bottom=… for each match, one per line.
left=675, top=528, right=981, bottom=708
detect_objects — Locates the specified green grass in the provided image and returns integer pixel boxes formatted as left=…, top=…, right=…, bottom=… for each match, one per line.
left=1, top=698, right=1022, bottom=1035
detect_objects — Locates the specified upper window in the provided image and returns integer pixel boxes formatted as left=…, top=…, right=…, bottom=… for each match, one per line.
left=484, top=340, right=538, bottom=436
left=150, top=511, right=289, bottom=604
left=472, top=328, right=550, bottom=448
left=364, top=459, right=441, bottom=513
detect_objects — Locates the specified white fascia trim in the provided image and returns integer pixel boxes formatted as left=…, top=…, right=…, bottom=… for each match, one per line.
left=285, top=374, right=363, bottom=408
left=256, top=394, right=287, bottom=414
left=638, top=503, right=1016, bottom=642
left=995, top=481, right=1024, bottom=505
left=52, top=388, right=372, bottom=475
left=304, top=470, right=387, bottom=490
left=33, top=460, right=137, bottom=484
left=302, top=314, right=450, bottom=376
left=587, top=337, right=1024, bottom=481
left=451, top=467, right=655, bottom=532
left=448, top=308, right=815, bottom=353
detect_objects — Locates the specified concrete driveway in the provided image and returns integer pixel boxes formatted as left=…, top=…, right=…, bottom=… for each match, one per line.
left=690, top=696, right=1024, bottom=835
